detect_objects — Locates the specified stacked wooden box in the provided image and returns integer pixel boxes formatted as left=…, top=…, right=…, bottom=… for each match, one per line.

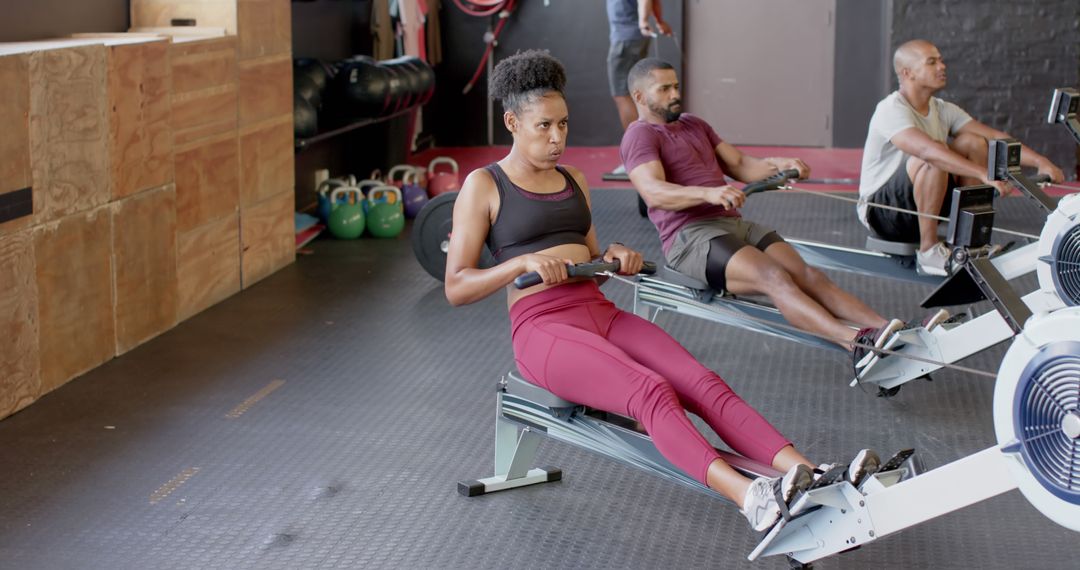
left=0, top=36, right=176, bottom=418
left=0, top=2, right=296, bottom=421
left=131, top=0, right=295, bottom=289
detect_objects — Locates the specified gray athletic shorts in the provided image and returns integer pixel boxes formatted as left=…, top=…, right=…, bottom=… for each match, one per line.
left=666, top=217, right=784, bottom=283
left=607, top=38, right=650, bottom=96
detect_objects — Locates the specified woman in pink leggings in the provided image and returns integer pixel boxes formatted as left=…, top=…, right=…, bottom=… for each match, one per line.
left=444, top=50, right=874, bottom=532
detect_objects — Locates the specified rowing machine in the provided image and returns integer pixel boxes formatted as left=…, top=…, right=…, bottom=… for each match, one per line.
left=856, top=186, right=1080, bottom=391
left=460, top=280, right=1080, bottom=565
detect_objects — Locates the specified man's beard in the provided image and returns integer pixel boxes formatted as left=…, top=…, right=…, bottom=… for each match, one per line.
left=650, top=99, right=682, bottom=122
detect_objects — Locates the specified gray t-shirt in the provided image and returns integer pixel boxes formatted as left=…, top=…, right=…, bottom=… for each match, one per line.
left=607, top=0, right=641, bottom=43
left=857, top=91, right=972, bottom=226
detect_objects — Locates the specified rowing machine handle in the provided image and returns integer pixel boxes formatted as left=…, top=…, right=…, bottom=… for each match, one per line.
left=743, top=169, right=800, bottom=196
left=514, top=260, right=658, bottom=289
left=1032, top=173, right=1052, bottom=184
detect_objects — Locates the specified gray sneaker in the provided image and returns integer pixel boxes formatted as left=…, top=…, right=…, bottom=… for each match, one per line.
left=916, top=242, right=950, bottom=277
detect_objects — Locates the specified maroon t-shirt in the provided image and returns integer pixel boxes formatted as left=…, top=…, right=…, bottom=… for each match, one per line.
left=620, top=113, right=737, bottom=254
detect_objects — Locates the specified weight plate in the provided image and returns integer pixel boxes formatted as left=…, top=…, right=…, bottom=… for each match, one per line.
left=411, top=192, right=495, bottom=281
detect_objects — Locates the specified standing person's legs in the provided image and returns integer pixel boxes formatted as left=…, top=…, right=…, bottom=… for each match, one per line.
left=607, top=38, right=650, bottom=130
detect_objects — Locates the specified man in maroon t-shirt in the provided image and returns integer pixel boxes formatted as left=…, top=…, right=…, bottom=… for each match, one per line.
left=621, top=58, right=908, bottom=362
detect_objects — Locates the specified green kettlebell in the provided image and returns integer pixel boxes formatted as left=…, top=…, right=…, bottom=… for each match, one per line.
left=328, top=187, right=366, bottom=239
left=367, top=185, right=405, bottom=238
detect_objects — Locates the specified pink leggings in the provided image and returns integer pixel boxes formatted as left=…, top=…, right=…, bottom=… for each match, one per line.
left=510, top=281, right=791, bottom=485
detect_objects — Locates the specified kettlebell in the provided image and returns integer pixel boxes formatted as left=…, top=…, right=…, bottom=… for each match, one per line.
left=367, top=185, right=405, bottom=238
left=355, top=178, right=385, bottom=214
left=316, top=175, right=356, bottom=223
left=401, top=169, right=429, bottom=218
left=387, top=164, right=412, bottom=188
left=427, top=157, right=460, bottom=196
left=327, top=187, right=366, bottom=239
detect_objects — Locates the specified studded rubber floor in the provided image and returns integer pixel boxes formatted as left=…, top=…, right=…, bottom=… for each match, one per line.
left=0, top=189, right=1077, bottom=569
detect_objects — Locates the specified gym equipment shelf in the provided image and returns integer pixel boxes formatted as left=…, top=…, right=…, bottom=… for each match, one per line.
left=294, top=105, right=421, bottom=152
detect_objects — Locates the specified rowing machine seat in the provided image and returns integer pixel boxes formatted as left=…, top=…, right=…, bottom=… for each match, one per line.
left=866, top=236, right=919, bottom=257
left=505, top=370, right=579, bottom=410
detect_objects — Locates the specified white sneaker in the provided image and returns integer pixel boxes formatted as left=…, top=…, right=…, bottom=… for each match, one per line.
left=816, top=449, right=882, bottom=488
left=741, top=477, right=780, bottom=532
left=611, top=164, right=627, bottom=175
left=740, top=464, right=812, bottom=532
left=846, top=448, right=881, bottom=487
left=916, top=242, right=950, bottom=277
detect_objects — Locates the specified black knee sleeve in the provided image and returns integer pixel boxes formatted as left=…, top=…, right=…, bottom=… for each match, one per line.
left=705, top=234, right=750, bottom=292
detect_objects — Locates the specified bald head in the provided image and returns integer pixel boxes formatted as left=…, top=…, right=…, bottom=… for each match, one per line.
left=892, top=39, right=948, bottom=93
left=894, top=39, right=936, bottom=78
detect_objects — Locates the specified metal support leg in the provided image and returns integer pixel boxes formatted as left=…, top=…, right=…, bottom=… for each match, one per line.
left=458, top=393, right=562, bottom=497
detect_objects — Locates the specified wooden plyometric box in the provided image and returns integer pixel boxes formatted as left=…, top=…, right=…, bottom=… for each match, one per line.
left=112, top=184, right=178, bottom=354
left=236, top=0, right=291, bottom=61
left=174, top=129, right=239, bottom=233
left=0, top=228, right=41, bottom=420
left=168, top=35, right=238, bottom=147
left=3, top=41, right=112, bottom=226
left=131, top=1, right=238, bottom=37
left=34, top=207, right=115, bottom=393
left=238, top=53, right=291, bottom=127
left=130, top=0, right=289, bottom=61
left=0, top=52, right=32, bottom=237
left=240, top=190, right=294, bottom=288
left=177, top=212, right=240, bottom=321
left=103, top=37, right=174, bottom=201
left=69, top=34, right=176, bottom=201
left=240, top=113, right=294, bottom=207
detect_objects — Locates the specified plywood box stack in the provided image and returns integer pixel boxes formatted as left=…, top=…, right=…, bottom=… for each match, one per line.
left=131, top=0, right=295, bottom=289
left=0, top=1, right=296, bottom=421
left=0, top=37, right=176, bottom=419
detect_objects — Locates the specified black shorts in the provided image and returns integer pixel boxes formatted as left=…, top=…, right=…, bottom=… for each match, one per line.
left=607, top=38, right=650, bottom=97
left=866, top=159, right=957, bottom=243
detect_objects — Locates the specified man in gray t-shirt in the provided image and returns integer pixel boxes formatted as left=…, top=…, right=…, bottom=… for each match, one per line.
left=859, top=39, right=1064, bottom=276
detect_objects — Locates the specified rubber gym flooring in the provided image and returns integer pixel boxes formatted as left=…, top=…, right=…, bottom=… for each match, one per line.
left=1, top=188, right=1078, bottom=569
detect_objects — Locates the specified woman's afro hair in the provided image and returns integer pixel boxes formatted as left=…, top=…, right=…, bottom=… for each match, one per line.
left=488, top=49, right=566, bottom=113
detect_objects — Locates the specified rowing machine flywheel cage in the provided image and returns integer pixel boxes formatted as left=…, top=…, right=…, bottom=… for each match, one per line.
left=993, top=307, right=1080, bottom=532
left=1036, top=193, right=1080, bottom=306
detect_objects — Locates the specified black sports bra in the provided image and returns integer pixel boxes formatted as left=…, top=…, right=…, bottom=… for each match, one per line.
left=484, top=163, right=592, bottom=263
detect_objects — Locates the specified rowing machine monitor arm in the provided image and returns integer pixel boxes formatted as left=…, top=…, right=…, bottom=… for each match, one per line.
left=1048, top=88, right=1080, bottom=145
left=923, top=186, right=1033, bottom=332
left=988, top=138, right=1057, bottom=213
